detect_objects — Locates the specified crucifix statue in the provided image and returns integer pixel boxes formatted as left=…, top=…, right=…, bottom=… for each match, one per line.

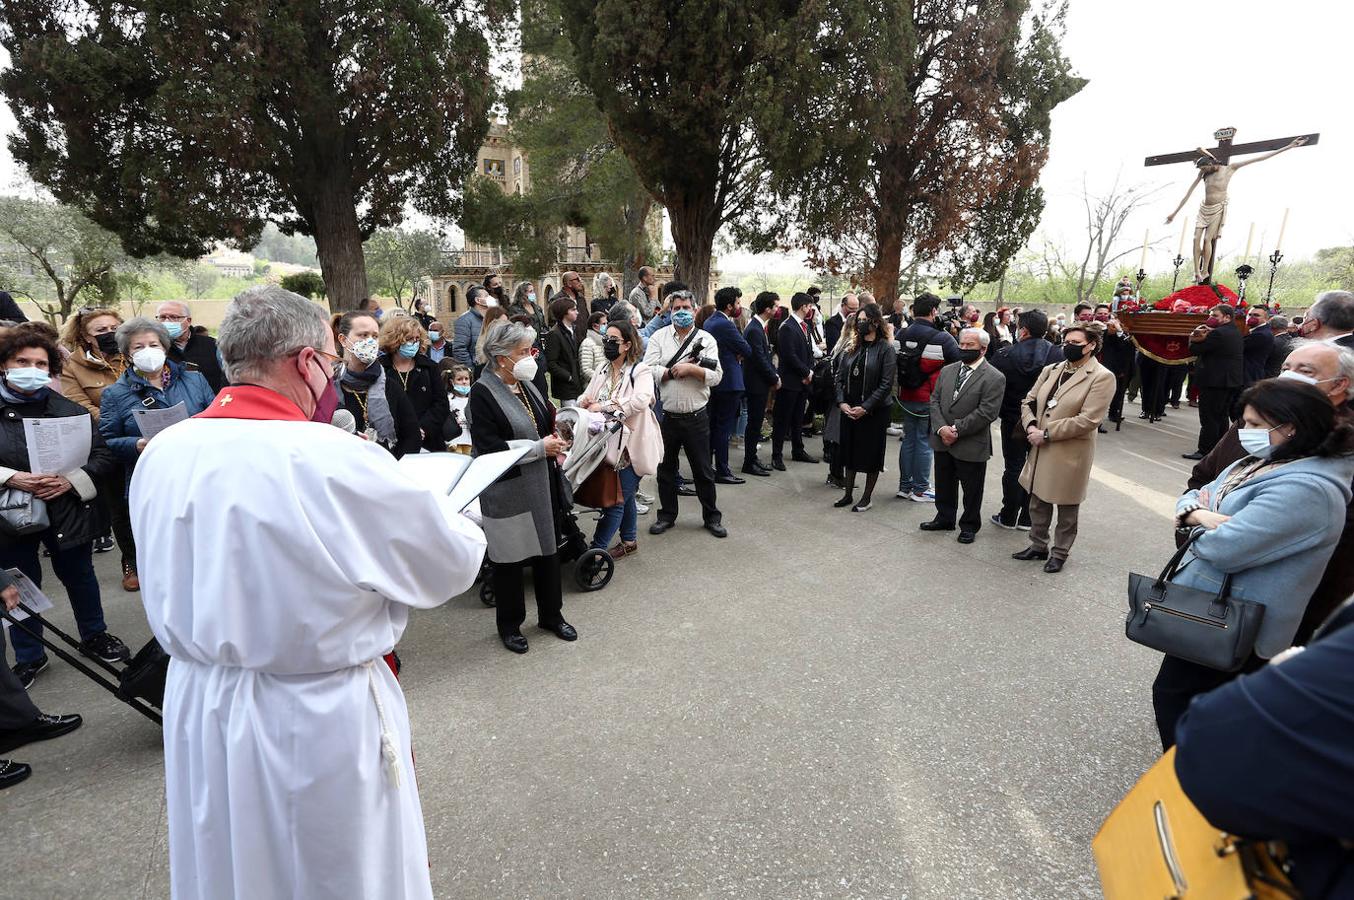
left=1146, top=127, right=1318, bottom=285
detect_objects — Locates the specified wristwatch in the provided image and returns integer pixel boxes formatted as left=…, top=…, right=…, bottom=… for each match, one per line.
left=1043, top=429, right=1050, bottom=442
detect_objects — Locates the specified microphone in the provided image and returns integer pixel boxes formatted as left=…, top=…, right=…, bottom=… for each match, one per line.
left=331, top=409, right=357, bottom=434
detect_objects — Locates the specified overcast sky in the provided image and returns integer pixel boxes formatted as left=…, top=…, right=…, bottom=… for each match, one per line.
left=2, top=1, right=1348, bottom=276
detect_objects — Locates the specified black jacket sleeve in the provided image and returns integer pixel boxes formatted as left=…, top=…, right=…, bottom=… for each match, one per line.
left=417, top=366, right=450, bottom=442
left=862, top=345, right=897, bottom=413
left=467, top=385, right=510, bottom=454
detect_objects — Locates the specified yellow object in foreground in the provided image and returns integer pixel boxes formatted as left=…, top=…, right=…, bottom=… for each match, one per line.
left=1093, top=748, right=1298, bottom=899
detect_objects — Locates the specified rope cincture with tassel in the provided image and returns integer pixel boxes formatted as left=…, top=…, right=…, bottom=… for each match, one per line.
left=363, top=660, right=404, bottom=789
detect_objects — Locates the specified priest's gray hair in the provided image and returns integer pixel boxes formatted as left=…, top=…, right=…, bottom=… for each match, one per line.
left=960, top=327, right=990, bottom=348
left=480, top=320, right=537, bottom=367
left=115, top=317, right=173, bottom=357
left=218, top=285, right=331, bottom=384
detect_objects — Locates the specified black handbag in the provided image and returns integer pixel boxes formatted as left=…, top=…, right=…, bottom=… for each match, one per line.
left=1125, top=532, right=1266, bottom=672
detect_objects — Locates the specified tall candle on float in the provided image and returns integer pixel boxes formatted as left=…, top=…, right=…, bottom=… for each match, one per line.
left=1139, top=229, right=1149, bottom=271
left=1275, top=208, right=1290, bottom=253
left=1244, top=223, right=1255, bottom=259
left=1178, top=218, right=1189, bottom=255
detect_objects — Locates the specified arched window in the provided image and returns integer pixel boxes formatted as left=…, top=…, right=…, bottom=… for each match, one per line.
left=447, top=284, right=459, bottom=312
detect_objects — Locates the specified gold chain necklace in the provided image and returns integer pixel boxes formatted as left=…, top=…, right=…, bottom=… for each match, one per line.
left=342, top=385, right=369, bottom=421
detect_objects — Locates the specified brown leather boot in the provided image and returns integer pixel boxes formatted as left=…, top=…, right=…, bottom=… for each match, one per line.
left=121, top=562, right=140, bottom=592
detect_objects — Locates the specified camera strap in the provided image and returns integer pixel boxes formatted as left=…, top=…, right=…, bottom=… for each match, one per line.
left=665, top=329, right=701, bottom=371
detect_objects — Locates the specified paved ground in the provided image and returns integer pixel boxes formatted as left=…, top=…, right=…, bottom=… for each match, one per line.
left=3, top=398, right=1210, bottom=898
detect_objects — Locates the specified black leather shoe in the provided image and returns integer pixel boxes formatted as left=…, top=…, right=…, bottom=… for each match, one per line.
left=1012, top=547, right=1049, bottom=561
left=0, top=759, right=32, bottom=790
left=741, top=463, right=771, bottom=477
left=833, top=494, right=855, bottom=508
left=1097, top=425, right=1108, bottom=434
left=791, top=451, right=819, bottom=463
left=704, top=521, right=728, bottom=538
left=1043, top=557, right=1066, bottom=574
left=919, top=520, right=955, bottom=532
left=990, top=513, right=1017, bottom=530
left=649, top=519, right=676, bottom=535
left=957, top=531, right=976, bottom=544
left=541, top=620, right=578, bottom=641
left=771, top=458, right=787, bottom=471
left=500, top=633, right=529, bottom=654
left=0, top=712, right=83, bottom=755
left=715, top=474, right=745, bottom=485
left=677, top=485, right=698, bottom=496
left=1181, top=451, right=1204, bottom=460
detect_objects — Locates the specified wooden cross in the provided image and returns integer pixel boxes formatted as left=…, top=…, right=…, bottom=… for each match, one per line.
left=1145, top=126, right=1319, bottom=167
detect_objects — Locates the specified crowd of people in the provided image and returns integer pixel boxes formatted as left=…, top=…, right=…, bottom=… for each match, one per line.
left=0, top=279, right=1352, bottom=896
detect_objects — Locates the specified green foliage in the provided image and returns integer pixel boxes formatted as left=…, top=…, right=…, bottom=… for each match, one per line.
left=0, top=0, right=510, bottom=310
left=280, top=271, right=328, bottom=299
left=251, top=225, right=318, bottom=267
left=459, top=0, right=656, bottom=288
left=363, top=228, right=446, bottom=306
left=763, top=0, right=1084, bottom=300
left=181, top=263, right=221, bottom=300
left=558, top=0, right=816, bottom=297
left=0, top=194, right=141, bottom=322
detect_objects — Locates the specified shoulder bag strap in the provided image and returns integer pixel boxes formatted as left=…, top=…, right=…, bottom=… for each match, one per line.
left=665, top=330, right=701, bottom=370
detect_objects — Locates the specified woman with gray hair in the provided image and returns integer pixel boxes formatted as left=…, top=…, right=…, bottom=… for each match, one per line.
left=97, top=316, right=215, bottom=565
left=468, top=320, right=577, bottom=654
left=591, top=272, right=618, bottom=314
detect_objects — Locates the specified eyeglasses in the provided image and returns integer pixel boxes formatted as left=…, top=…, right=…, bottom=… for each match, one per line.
left=667, top=290, right=694, bottom=301
left=291, top=346, right=344, bottom=376
left=156, top=314, right=189, bottom=323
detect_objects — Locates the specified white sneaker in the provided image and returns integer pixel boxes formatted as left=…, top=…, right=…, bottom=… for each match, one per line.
left=886, top=424, right=902, bottom=436
left=636, top=503, right=650, bottom=515
left=636, top=491, right=654, bottom=504
left=895, top=489, right=912, bottom=499
left=911, top=490, right=936, bottom=503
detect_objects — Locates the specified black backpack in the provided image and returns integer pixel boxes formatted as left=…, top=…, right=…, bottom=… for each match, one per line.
left=897, top=332, right=931, bottom=390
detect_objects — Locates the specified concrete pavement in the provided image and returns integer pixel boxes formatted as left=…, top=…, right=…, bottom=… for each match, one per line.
left=2, top=398, right=1209, bottom=898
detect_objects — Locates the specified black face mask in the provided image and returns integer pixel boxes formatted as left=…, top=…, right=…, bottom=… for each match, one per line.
left=603, top=340, right=623, bottom=361
left=95, top=332, right=120, bottom=356
left=957, top=348, right=982, bottom=363
left=1063, top=343, right=1087, bottom=362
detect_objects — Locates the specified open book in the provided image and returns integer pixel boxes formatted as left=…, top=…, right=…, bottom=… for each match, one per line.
left=396, top=447, right=531, bottom=513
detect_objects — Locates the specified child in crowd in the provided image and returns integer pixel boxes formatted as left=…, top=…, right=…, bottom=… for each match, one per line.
left=446, top=365, right=473, bottom=455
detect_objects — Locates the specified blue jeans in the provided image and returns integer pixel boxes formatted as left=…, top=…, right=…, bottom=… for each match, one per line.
left=0, top=535, right=106, bottom=664
left=591, top=466, right=641, bottom=549
left=897, top=400, right=933, bottom=493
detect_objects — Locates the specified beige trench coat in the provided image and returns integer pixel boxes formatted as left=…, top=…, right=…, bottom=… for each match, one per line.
left=1018, top=356, right=1117, bottom=505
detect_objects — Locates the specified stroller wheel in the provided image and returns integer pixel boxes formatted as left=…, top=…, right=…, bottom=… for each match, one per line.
left=479, top=582, right=496, bottom=607
left=575, top=548, right=614, bottom=592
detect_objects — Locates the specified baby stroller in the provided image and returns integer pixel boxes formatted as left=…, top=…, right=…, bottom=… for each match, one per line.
left=478, top=407, right=619, bottom=605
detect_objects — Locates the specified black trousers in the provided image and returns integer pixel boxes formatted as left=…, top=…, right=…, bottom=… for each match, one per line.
left=743, top=390, right=769, bottom=468
left=1137, top=356, right=1168, bottom=418
left=0, top=621, right=41, bottom=730
left=1197, top=387, right=1236, bottom=454
left=1152, top=653, right=1265, bottom=750
left=997, top=414, right=1032, bottom=525
left=771, top=389, right=807, bottom=458
left=1167, top=366, right=1189, bottom=405
left=1108, top=373, right=1129, bottom=423
left=657, top=408, right=720, bottom=524
left=102, top=468, right=136, bottom=569
left=707, top=390, right=743, bottom=477
left=933, top=450, right=986, bottom=532
left=492, top=553, right=563, bottom=637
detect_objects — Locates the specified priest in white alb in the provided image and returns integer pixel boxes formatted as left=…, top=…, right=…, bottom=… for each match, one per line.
left=129, top=285, right=486, bottom=900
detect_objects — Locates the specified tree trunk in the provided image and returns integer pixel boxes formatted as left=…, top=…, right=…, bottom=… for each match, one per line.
left=620, top=196, right=653, bottom=298
left=868, top=223, right=905, bottom=306
left=310, top=173, right=369, bottom=314
left=667, top=191, right=718, bottom=301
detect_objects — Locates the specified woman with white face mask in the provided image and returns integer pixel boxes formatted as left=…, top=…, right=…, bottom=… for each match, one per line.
left=1, top=326, right=125, bottom=689
left=467, top=321, right=577, bottom=655
left=332, top=311, right=422, bottom=458
left=96, top=317, right=216, bottom=593
left=1153, top=378, right=1354, bottom=749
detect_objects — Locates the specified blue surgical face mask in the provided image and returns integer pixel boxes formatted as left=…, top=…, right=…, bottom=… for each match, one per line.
left=428, top=331, right=441, bottom=342
left=672, top=309, right=695, bottom=329
left=453, top=384, right=471, bottom=396
left=527, top=293, right=537, bottom=303
left=5, top=367, right=51, bottom=393
left=163, top=321, right=184, bottom=339
left=399, top=341, right=419, bottom=359
left=1238, top=425, right=1279, bottom=458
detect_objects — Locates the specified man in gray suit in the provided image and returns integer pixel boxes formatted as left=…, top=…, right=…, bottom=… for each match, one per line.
left=920, top=328, right=1006, bottom=543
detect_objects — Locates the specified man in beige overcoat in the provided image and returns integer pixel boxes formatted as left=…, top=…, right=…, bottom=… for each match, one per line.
left=1012, top=325, right=1117, bottom=572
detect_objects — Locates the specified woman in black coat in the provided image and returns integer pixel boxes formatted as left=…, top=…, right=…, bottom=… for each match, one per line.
left=0, top=328, right=127, bottom=688
left=832, top=304, right=898, bottom=512
left=379, top=316, right=451, bottom=452
left=333, top=311, right=422, bottom=458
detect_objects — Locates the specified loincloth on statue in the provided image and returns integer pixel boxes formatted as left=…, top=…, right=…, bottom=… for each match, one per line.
left=1194, top=200, right=1227, bottom=240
